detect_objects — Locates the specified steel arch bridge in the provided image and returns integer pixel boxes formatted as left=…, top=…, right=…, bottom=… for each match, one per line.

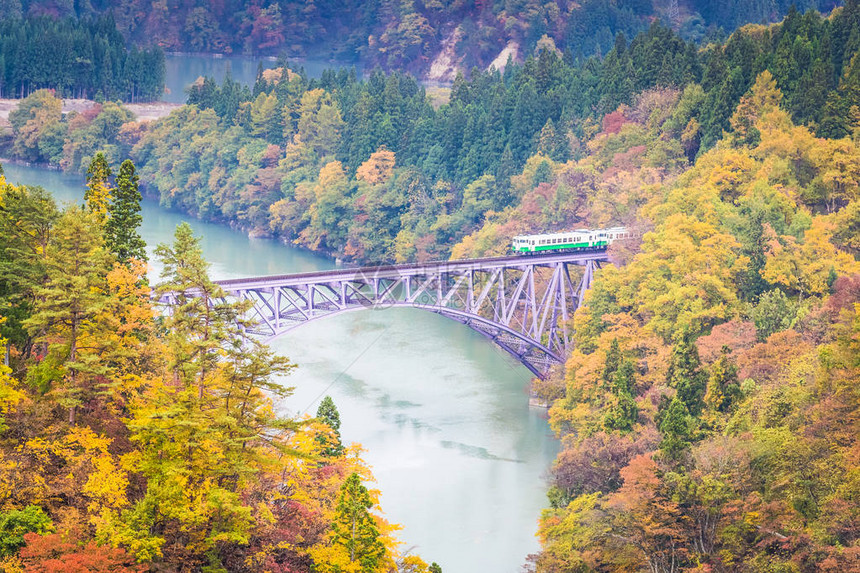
left=165, top=251, right=606, bottom=378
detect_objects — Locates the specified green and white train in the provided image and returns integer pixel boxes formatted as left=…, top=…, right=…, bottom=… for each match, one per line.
left=511, top=226, right=630, bottom=254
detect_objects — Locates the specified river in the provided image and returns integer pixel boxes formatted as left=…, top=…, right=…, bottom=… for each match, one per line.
left=163, top=54, right=362, bottom=103
left=0, top=161, right=559, bottom=572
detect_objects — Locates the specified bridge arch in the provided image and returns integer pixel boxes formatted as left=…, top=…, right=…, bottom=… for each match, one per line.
left=258, top=302, right=564, bottom=379
left=165, top=252, right=606, bottom=378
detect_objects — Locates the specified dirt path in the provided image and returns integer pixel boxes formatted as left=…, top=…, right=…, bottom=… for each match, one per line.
left=0, top=98, right=182, bottom=123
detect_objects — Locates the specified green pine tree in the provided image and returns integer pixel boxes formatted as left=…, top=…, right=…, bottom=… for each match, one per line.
left=658, top=397, right=692, bottom=461
left=603, top=391, right=639, bottom=433
left=316, top=395, right=344, bottom=457
left=601, top=338, right=622, bottom=388
left=611, top=358, right=635, bottom=395
left=105, top=159, right=147, bottom=265
left=332, top=473, right=386, bottom=570
left=666, top=333, right=707, bottom=416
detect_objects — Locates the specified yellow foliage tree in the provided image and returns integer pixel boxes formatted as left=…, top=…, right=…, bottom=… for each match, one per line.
left=356, top=148, right=396, bottom=185
left=762, top=218, right=860, bottom=297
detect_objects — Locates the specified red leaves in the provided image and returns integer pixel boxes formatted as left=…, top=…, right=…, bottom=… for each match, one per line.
left=20, top=532, right=144, bottom=573
left=601, top=110, right=631, bottom=135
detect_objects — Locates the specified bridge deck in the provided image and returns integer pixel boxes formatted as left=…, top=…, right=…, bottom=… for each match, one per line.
left=167, top=250, right=610, bottom=379
left=214, top=250, right=608, bottom=288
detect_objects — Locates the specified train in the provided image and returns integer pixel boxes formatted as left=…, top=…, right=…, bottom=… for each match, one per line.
left=511, top=226, right=630, bottom=254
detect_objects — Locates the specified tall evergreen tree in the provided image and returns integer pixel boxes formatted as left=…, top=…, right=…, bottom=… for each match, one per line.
left=316, top=395, right=344, bottom=457
left=105, top=159, right=146, bottom=264
left=704, top=346, right=741, bottom=413
left=601, top=338, right=622, bottom=388
left=0, top=183, right=57, bottom=353
left=666, top=333, right=707, bottom=416
left=658, top=397, right=692, bottom=461
left=24, top=206, right=112, bottom=424
left=332, top=473, right=386, bottom=570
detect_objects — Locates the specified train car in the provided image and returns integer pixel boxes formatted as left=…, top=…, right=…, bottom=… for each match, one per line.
left=511, top=226, right=629, bottom=254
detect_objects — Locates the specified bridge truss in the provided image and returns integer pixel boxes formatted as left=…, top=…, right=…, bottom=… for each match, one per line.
left=202, top=252, right=607, bottom=378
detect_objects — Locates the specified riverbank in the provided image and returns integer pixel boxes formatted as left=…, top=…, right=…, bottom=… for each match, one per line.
left=1, top=159, right=558, bottom=572
left=0, top=98, right=182, bottom=124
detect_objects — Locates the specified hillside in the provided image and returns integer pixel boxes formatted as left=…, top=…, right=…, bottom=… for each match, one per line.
left=523, top=70, right=860, bottom=573
left=0, top=2, right=858, bottom=572
left=3, top=4, right=859, bottom=266
left=0, top=0, right=845, bottom=79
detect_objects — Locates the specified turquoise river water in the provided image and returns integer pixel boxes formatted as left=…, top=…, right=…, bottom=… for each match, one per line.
left=1, top=161, right=559, bottom=572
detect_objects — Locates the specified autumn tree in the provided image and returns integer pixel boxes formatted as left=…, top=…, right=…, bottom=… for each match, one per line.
left=8, top=90, right=63, bottom=163
left=24, top=206, right=112, bottom=424
left=19, top=531, right=144, bottom=573
left=113, top=222, right=296, bottom=565
left=704, top=346, right=741, bottom=413
left=153, top=222, right=242, bottom=394
left=356, top=148, right=396, bottom=185
left=728, top=70, right=782, bottom=147
left=84, top=153, right=112, bottom=224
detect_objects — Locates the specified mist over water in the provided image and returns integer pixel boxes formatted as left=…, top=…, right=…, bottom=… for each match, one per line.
left=2, top=138, right=557, bottom=573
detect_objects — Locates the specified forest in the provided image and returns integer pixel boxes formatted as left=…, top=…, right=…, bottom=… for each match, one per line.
left=0, top=14, right=165, bottom=101
left=0, top=1, right=858, bottom=572
left=3, top=4, right=860, bottom=264
left=0, top=155, right=438, bottom=572
left=0, top=0, right=844, bottom=75
left=489, top=70, right=860, bottom=571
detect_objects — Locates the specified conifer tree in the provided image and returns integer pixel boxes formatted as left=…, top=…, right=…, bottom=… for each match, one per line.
left=611, top=359, right=635, bottom=395
left=84, top=152, right=112, bottom=224
left=316, top=395, right=345, bottom=457
left=603, top=391, right=639, bottom=433
left=105, top=159, right=146, bottom=265
left=602, top=338, right=622, bottom=388
left=658, top=397, right=692, bottom=460
left=24, top=206, right=112, bottom=424
left=154, top=222, right=246, bottom=395
left=666, top=333, right=707, bottom=416
left=117, top=223, right=296, bottom=563
left=0, top=183, right=57, bottom=351
left=332, top=473, right=386, bottom=570
left=704, top=346, right=741, bottom=413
